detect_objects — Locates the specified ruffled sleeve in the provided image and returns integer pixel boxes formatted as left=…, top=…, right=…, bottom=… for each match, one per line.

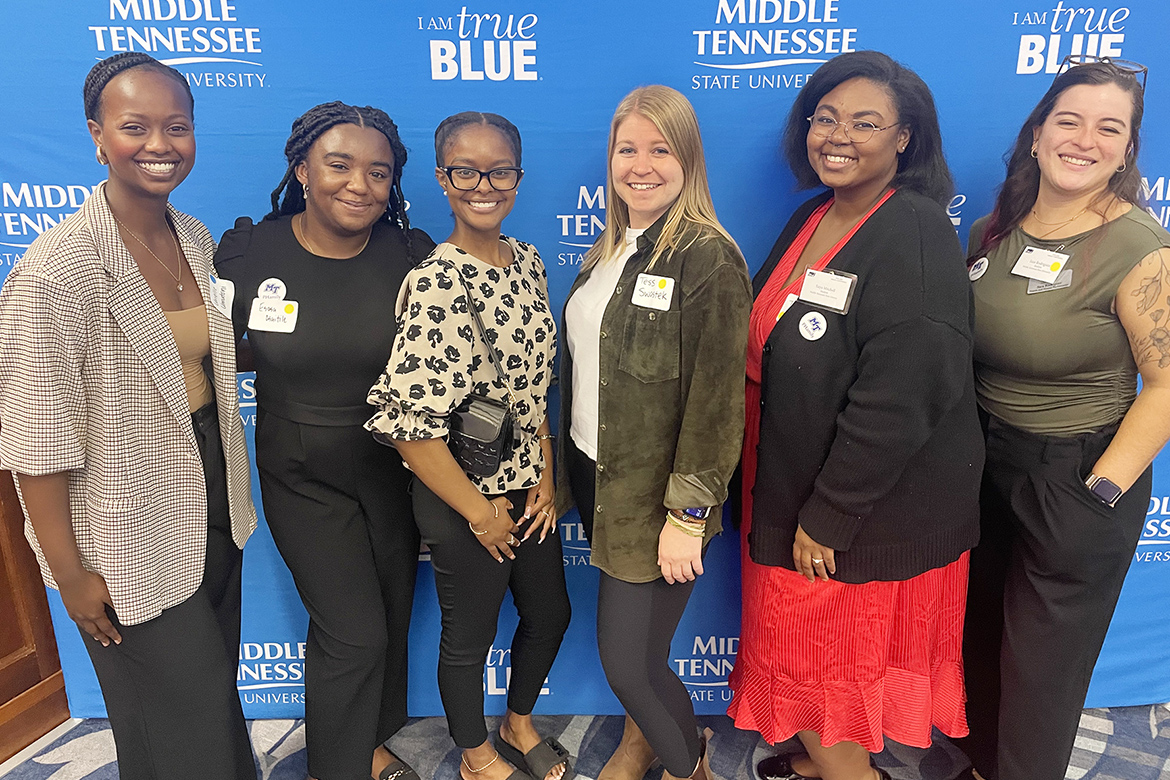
left=365, top=261, right=476, bottom=440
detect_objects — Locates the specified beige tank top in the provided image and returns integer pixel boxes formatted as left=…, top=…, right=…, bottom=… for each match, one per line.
left=163, top=305, right=214, bottom=412
left=971, top=207, right=1170, bottom=435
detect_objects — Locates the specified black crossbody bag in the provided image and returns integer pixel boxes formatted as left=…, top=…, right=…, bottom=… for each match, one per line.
left=428, top=256, right=520, bottom=477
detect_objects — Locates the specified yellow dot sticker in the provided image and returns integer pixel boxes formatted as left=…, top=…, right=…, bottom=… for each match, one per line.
left=1050, top=261, right=1062, bottom=272
left=658, top=279, right=667, bottom=289
left=284, top=303, right=295, bottom=314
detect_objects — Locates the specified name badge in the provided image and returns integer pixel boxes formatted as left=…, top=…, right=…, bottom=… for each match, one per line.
left=631, top=273, right=674, bottom=311
left=798, top=268, right=857, bottom=314
left=207, top=274, right=235, bottom=320
left=248, top=297, right=299, bottom=333
left=777, top=293, right=799, bottom=321
left=1011, top=246, right=1069, bottom=284
left=1027, top=269, right=1073, bottom=294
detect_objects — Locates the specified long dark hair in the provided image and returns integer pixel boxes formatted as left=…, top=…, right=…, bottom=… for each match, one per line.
left=978, top=62, right=1145, bottom=253
left=782, top=50, right=954, bottom=206
left=84, top=52, right=194, bottom=122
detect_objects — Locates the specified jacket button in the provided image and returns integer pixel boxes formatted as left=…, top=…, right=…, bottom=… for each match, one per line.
left=597, top=463, right=605, bottom=473
left=648, top=312, right=657, bottom=321
left=599, top=423, right=607, bottom=431
left=615, top=286, right=622, bottom=294
left=763, top=344, right=771, bottom=354
left=600, top=377, right=608, bottom=387
left=600, top=331, right=607, bottom=339
left=596, top=504, right=604, bottom=513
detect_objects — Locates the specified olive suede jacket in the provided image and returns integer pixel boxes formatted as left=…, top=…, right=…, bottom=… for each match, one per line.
left=556, top=214, right=753, bottom=582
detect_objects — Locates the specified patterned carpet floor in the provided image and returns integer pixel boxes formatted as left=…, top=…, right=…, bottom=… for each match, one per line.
left=5, top=707, right=1170, bottom=779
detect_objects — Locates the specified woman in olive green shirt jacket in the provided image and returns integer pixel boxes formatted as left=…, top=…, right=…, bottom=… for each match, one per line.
left=557, top=85, right=752, bottom=780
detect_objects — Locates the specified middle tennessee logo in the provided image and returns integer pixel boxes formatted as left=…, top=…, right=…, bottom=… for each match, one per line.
left=689, top=0, right=861, bottom=91
left=674, top=636, right=737, bottom=702
left=1135, top=495, right=1170, bottom=564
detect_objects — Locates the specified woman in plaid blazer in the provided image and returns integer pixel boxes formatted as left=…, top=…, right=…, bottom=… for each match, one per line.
left=0, top=54, right=258, bottom=780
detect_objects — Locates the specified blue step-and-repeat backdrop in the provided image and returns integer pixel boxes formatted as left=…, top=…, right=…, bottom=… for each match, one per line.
left=2, top=0, right=1170, bottom=719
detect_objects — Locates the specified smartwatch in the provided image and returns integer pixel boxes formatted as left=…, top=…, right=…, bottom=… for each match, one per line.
left=1084, top=474, right=1123, bottom=508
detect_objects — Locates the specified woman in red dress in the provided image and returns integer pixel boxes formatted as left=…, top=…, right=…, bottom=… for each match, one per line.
left=728, top=51, right=983, bottom=780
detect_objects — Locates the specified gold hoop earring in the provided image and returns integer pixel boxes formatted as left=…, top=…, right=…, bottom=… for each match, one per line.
left=1030, top=146, right=1038, bottom=159
left=1116, top=162, right=1127, bottom=173
left=96, top=146, right=108, bottom=165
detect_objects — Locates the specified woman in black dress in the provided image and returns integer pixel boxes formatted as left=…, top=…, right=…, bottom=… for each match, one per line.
left=214, top=101, right=434, bottom=780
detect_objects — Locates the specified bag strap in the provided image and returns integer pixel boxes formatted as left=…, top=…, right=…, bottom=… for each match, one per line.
left=424, top=253, right=516, bottom=407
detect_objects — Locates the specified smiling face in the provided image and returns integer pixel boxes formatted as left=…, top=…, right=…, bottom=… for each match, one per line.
left=435, top=123, right=519, bottom=235
left=1032, top=82, right=1134, bottom=202
left=295, top=123, right=394, bottom=238
left=87, top=67, right=195, bottom=203
left=611, top=113, right=685, bottom=230
left=805, top=77, right=910, bottom=204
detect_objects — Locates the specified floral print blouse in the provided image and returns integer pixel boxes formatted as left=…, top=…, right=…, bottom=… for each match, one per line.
left=366, top=238, right=556, bottom=495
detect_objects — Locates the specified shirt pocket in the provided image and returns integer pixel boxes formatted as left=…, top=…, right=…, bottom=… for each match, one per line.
left=618, top=308, right=681, bottom=383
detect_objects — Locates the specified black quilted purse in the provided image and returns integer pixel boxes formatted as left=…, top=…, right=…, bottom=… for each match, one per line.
left=432, top=256, right=519, bottom=478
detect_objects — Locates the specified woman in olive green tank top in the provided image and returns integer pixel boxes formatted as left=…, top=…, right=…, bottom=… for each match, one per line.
left=957, top=60, right=1170, bottom=780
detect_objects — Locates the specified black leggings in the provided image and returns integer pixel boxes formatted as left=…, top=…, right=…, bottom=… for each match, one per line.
left=567, top=437, right=701, bottom=778
left=413, top=478, right=571, bottom=748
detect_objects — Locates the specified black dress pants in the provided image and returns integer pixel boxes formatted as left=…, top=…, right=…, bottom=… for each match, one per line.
left=958, top=415, right=1151, bottom=780
left=566, top=437, right=701, bottom=779
left=412, top=478, right=571, bottom=748
left=83, top=401, right=255, bottom=780
left=255, top=409, right=420, bottom=780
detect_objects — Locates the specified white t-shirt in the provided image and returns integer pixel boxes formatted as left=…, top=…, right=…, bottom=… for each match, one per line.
left=565, top=227, right=645, bottom=459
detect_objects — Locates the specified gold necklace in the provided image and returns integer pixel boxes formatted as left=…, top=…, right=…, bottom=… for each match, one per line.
left=298, top=212, right=371, bottom=258
left=115, top=216, right=184, bottom=291
left=1030, top=206, right=1090, bottom=239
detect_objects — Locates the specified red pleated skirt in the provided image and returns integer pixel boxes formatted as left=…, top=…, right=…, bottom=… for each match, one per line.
left=728, top=380, right=970, bottom=752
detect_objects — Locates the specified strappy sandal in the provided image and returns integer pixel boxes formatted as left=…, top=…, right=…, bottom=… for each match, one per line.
left=496, top=734, right=576, bottom=780
left=378, top=758, right=422, bottom=780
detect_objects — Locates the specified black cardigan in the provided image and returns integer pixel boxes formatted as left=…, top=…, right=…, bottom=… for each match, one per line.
left=749, top=188, right=983, bottom=582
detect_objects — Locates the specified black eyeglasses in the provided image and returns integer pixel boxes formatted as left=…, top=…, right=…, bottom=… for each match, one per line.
left=440, top=166, right=524, bottom=192
left=1053, top=54, right=1148, bottom=91
left=806, top=115, right=900, bottom=144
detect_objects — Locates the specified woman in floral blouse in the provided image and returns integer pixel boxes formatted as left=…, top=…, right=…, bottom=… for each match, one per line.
left=366, top=112, right=572, bottom=780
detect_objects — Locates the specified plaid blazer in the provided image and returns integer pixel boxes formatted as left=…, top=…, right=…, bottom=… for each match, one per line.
left=0, top=184, right=257, bottom=625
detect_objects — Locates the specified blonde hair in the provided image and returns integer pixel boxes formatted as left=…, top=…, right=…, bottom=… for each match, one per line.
left=583, top=85, right=740, bottom=271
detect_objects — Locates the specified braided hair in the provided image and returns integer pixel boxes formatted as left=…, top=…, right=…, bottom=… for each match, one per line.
left=265, top=101, right=420, bottom=263
left=84, top=52, right=194, bottom=122
left=434, top=111, right=522, bottom=168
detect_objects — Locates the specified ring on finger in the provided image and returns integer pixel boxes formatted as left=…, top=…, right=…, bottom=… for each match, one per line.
left=508, top=534, right=519, bottom=546
left=812, top=557, right=825, bottom=564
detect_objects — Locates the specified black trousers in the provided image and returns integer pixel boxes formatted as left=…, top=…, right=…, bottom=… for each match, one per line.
left=83, top=401, right=255, bottom=780
left=413, top=478, right=571, bottom=748
left=567, top=437, right=701, bottom=778
left=957, top=415, right=1151, bottom=780
left=255, top=409, right=420, bottom=780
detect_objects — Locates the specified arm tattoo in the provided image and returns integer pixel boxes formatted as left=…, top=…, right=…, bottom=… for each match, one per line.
left=1130, top=254, right=1170, bottom=369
